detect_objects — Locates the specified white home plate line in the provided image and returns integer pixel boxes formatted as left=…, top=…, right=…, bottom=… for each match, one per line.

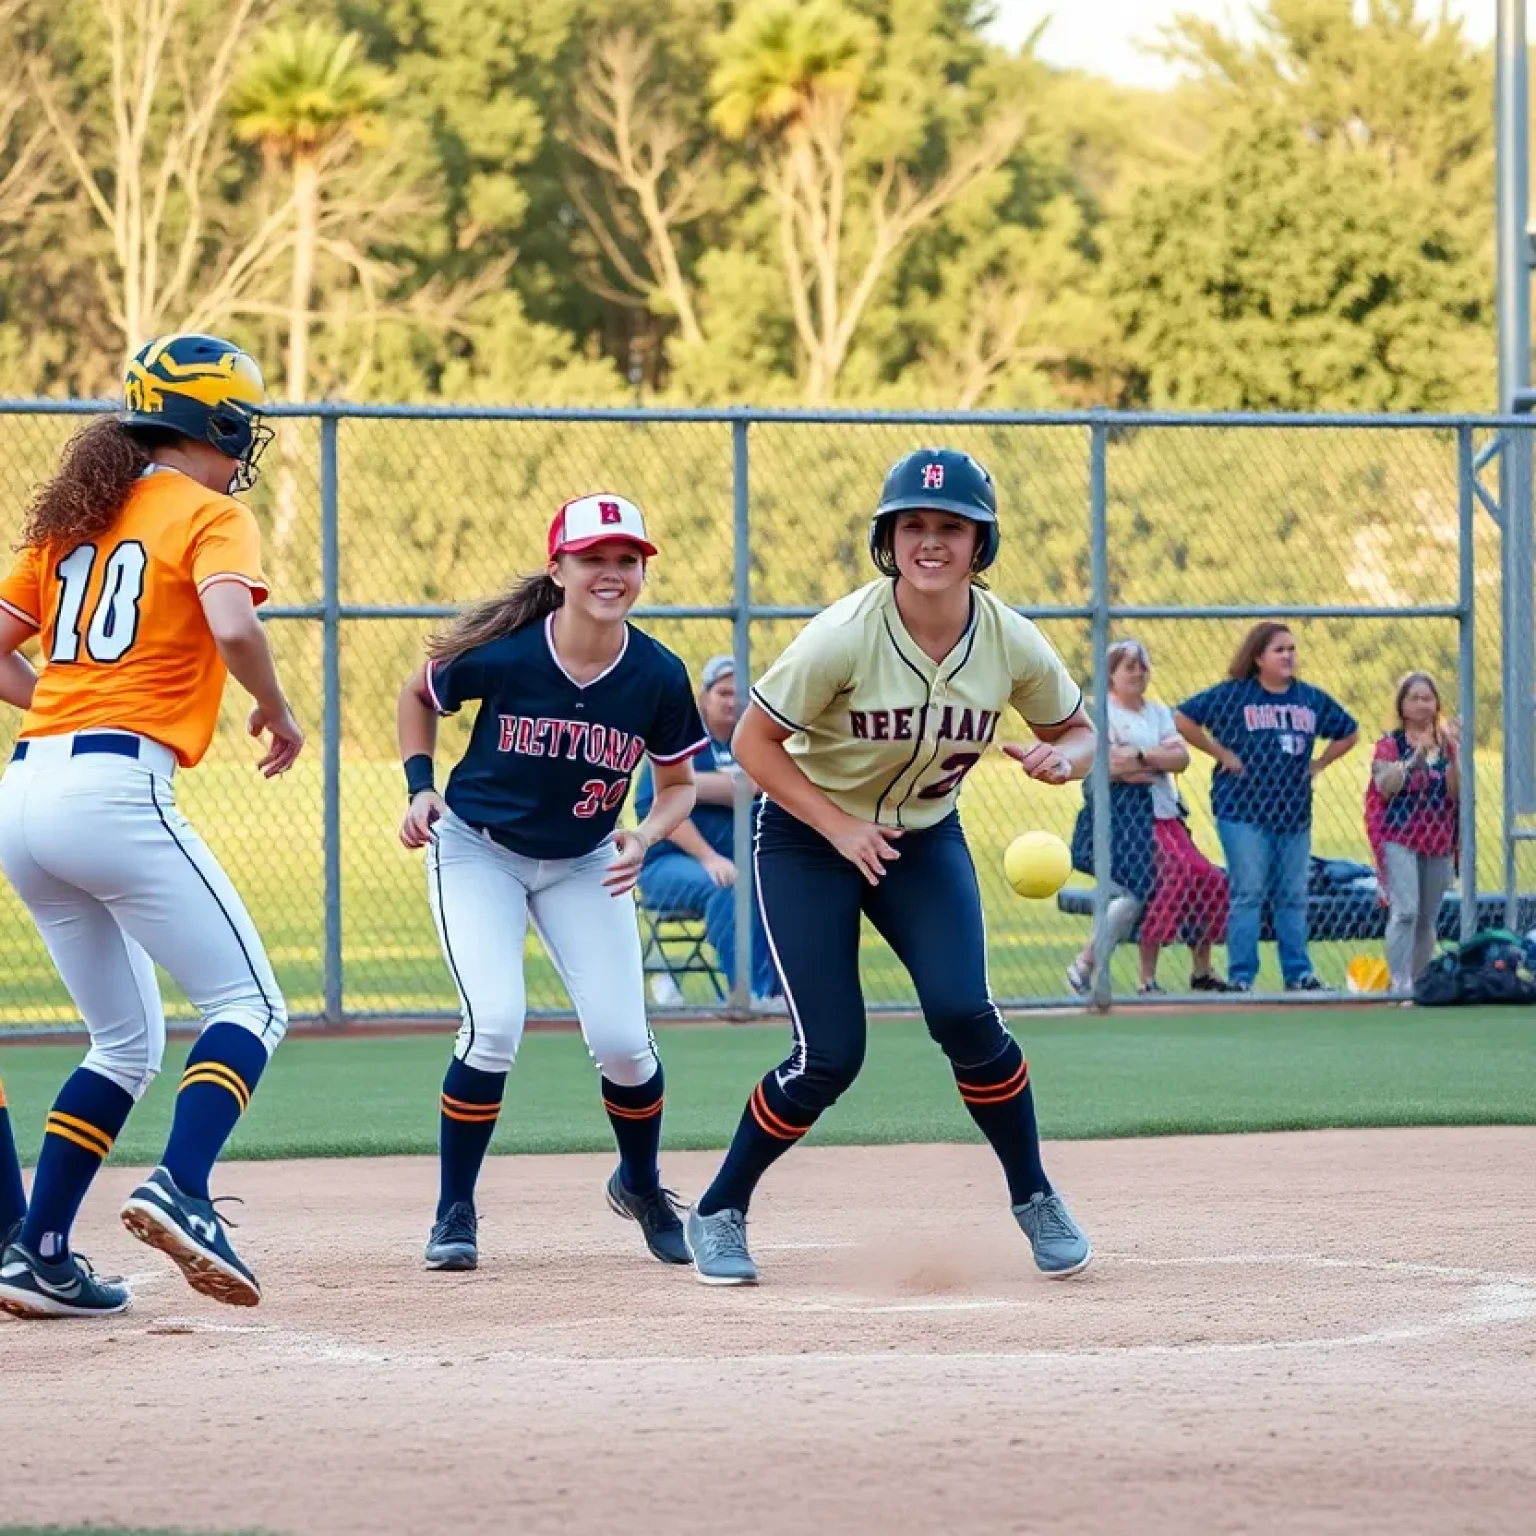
left=127, top=1252, right=1536, bottom=1370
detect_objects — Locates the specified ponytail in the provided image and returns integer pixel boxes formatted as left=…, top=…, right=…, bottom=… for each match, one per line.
left=427, top=572, right=564, bottom=663
left=18, top=417, right=154, bottom=552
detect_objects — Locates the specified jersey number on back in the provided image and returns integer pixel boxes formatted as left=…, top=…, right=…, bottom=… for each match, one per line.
left=51, top=542, right=148, bottom=664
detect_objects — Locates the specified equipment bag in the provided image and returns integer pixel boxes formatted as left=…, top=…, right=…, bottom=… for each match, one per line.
left=1412, top=928, right=1536, bottom=1007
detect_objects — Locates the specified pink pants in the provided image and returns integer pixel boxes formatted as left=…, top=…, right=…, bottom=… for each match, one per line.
left=1140, top=818, right=1228, bottom=947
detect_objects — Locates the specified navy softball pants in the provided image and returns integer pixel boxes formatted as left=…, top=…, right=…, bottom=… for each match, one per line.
left=697, top=800, right=1050, bottom=1214
left=756, top=801, right=1017, bottom=1107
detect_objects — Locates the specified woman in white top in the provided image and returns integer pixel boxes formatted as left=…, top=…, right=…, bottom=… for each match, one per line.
left=1068, top=640, right=1232, bottom=994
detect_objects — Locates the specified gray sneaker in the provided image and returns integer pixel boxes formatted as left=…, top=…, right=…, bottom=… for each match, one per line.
left=1013, top=1191, right=1092, bottom=1278
left=684, top=1203, right=758, bottom=1286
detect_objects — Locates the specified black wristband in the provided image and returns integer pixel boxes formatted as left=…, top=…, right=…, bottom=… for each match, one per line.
left=404, top=754, right=436, bottom=798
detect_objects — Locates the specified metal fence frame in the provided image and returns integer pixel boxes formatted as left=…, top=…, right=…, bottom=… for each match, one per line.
left=2, top=400, right=1527, bottom=1025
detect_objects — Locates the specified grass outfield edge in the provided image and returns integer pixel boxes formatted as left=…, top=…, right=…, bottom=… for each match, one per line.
left=0, top=994, right=1418, bottom=1045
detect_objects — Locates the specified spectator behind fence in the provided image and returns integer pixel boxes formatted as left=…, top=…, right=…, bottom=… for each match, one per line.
left=1067, top=640, right=1232, bottom=996
left=635, top=656, right=781, bottom=1004
left=1176, top=623, right=1359, bottom=992
left=1365, top=672, right=1461, bottom=994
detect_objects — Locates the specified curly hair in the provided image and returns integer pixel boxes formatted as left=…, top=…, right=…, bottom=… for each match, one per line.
left=17, top=417, right=159, bottom=552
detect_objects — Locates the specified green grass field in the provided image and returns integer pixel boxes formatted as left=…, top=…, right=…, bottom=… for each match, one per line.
left=2, top=1008, right=1532, bottom=1166
left=1, top=750, right=1522, bottom=1026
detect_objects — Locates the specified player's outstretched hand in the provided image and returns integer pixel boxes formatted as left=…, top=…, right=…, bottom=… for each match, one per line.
left=701, top=852, right=737, bottom=888
left=830, top=816, right=903, bottom=886
left=248, top=703, right=305, bottom=778
left=400, top=791, right=447, bottom=849
left=1003, top=741, right=1071, bottom=785
left=603, top=830, right=651, bottom=896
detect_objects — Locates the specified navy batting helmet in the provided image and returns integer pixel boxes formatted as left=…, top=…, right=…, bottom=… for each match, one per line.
left=122, top=333, right=273, bottom=492
left=869, top=446, right=1000, bottom=577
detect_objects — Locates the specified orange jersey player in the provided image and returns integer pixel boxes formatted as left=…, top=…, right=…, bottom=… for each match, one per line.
left=0, top=333, right=304, bottom=1322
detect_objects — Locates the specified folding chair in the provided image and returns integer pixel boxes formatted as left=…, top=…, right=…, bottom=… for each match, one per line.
left=636, top=898, right=726, bottom=1002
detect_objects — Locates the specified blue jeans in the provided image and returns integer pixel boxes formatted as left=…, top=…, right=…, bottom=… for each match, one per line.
left=639, top=849, right=780, bottom=997
left=1216, top=820, right=1313, bottom=987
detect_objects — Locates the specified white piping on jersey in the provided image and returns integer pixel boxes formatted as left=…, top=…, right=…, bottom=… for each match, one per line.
left=423, top=657, right=447, bottom=714
left=0, top=595, right=39, bottom=629
left=649, top=734, right=710, bottom=765
left=543, top=612, right=630, bottom=690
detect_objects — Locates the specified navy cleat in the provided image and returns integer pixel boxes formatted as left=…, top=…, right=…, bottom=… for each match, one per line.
left=605, top=1168, right=689, bottom=1265
left=121, top=1166, right=260, bottom=1307
left=0, top=1239, right=131, bottom=1320
left=1013, top=1191, right=1093, bottom=1279
left=424, top=1201, right=478, bottom=1271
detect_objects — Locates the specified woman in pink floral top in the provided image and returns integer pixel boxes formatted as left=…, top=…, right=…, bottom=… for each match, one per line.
left=1364, top=673, right=1460, bottom=993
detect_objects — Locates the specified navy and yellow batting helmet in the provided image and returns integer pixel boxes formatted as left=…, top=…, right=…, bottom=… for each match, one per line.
left=869, top=446, right=1000, bottom=576
left=122, top=333, right=273, bottom=492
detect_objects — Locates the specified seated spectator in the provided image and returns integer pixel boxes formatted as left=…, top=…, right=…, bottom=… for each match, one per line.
left=1365, top=672, right=1460, bottom=994
left=1067, top=639, right=1231, bottom=995
left=1177, top=622, right=1358, bottom=993
left=635, top=655, right=781, bottom=1004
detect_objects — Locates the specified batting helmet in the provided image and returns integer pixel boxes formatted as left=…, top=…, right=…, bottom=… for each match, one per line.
left=869, top=446, right=1000, bottom=577
left=122, top=333, right=273, bottom=492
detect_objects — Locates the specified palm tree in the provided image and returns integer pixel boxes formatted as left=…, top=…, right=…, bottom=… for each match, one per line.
left=709, top=0, right=875, bottom=142
left=228, top=24, right=390, bottom=408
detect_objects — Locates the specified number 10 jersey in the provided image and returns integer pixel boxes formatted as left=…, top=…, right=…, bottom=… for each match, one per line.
left=0, top=465, right=269, bottom=767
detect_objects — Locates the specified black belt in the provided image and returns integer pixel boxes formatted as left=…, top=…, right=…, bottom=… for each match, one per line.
left=12, top=732, right=144, bottom=763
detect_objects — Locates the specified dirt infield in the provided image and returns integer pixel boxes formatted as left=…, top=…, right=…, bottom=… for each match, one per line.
left=5, top=1128, right=1534, bottom=1536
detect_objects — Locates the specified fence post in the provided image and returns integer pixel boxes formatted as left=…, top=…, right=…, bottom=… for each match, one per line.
left=320, top=415, right=344, bottom=1025
left=1457, top=426, right=1479, bottom=944
left=730, top=415, right=753, bottom=1021
left=1088, top=419, right=1112, bottom=1011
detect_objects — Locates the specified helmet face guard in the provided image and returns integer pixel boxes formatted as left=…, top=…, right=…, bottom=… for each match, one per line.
left=869, top=447, right=1001, bottom=576
left=208, top=403, right=274, bottom=493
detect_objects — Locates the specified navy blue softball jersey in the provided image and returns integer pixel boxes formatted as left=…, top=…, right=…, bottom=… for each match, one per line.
left=426, top=614, right=708, bottom=859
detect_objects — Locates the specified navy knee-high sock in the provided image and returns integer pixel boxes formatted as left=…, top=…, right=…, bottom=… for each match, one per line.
left=20, top=1067, right=135, bottom=1261
left=697, top=1073, right=819, bottom=1217
left=161, top=1024, right=270, bottom=1201
left=0, top=1076, right=26, bottom=1237
left=951, top=1035, right=1050, bottom=1205
left=438, top=1058, right=506, bottom=1218
left=602, top=1063, right=665, bottom=1195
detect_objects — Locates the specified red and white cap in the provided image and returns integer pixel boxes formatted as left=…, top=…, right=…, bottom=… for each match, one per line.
left=547, top=493, right=658, bottom=559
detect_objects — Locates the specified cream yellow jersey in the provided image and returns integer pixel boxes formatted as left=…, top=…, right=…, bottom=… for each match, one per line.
left=751, top=579, right=1083, bottom=829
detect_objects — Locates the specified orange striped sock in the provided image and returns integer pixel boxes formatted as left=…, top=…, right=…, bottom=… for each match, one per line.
left=951, top=1037, right=1048, bottom=1204
left=602, top=1065, right=665, bottom=1195
left=438, top=1058, right=505, bottom=1217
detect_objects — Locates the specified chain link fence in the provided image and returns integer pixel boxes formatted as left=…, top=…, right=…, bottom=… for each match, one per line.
left=0, top=403, right=1530, bottom=1028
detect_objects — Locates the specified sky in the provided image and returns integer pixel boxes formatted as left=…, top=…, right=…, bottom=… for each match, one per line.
left=987, top=1, right=1500, bottom=89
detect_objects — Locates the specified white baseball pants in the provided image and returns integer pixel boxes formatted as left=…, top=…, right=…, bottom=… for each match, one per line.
left=426, top=810, right=656, bottom=1084
left=0, top=731, right=287, bottom=1099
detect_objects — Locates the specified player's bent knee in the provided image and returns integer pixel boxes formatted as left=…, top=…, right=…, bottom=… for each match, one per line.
left=82, top=1043, right=159, bottom=1102
left=455, top=1005, right=525, bottom=1075
left=927, top=1005, right=1008, bottom=1066
left=204, top=992, right=290, bottom=1054
left=796, top=1043, right=864, bottom=1108
left=594, top=1043, right=660, bottom=1088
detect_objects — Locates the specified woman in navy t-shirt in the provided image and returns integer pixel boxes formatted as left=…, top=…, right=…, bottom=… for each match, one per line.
left=1175, top=623, right=1358, bottom=991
